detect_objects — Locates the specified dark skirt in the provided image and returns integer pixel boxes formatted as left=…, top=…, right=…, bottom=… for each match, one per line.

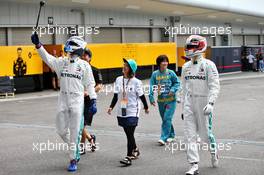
left=117, top=116, right=138, bottom=127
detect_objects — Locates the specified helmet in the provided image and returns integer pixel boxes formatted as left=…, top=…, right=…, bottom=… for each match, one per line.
left=185, top=35, right=207, bottom=57
left=64, top=36, right=87, bottom=56
left=123, top=58, right=137, bottom=73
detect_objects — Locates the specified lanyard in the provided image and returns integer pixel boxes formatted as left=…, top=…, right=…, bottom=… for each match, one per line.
left=122, top=76, right=131, bottom=99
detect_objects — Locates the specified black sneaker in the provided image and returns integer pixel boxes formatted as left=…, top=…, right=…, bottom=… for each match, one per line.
left=89, top=134, right=96, bottom=152
left=131, top=148, right=140, bottom=160
left=120, top=156, right=132, bottom=166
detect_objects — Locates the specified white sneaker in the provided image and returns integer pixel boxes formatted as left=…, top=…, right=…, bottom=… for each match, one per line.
left=211, top=152, right=219, bottom=168
left=158, top=139, right=165, bottom=146
left=185, top=163, right=199, bottom=175
left=166, top=138, right=175, bottom=143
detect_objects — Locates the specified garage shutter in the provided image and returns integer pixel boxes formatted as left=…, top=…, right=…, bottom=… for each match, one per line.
left=176, top=35, right=188, bottom=47
left=176, top=35, right=213, bottom=47
left=246, top=35, right=259, bottom=45
left=177, top=35, right=214, bottom=47
left=92, top=28, right=121, bottom=43
left=0, top=28, right=6, bottom=45
left=151, top=28, right=162, bottom=42
left=55, top=33, right=68, bottom=44
left=232, top=35, right=243, bottom=46
left=12, top=28, right=53, bottom=45
left=124, top=28, right=150, bottom=43
left=204, top=35, right=214, bottom=46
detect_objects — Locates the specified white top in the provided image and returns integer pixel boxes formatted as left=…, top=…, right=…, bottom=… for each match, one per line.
left=247, top=54, right=255, bottom=63
left=114, top=76, right=144, bottom=118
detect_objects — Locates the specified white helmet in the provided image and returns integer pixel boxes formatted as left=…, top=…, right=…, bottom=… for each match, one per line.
left=185, top=35, right=207, bottom=58
left=64, top=36, right=87, bottom=56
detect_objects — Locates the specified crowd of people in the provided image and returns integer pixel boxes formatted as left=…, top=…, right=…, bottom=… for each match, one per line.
left=31, top=33, right=220, bottom=175
left=243, top=50, right=264, bottom=72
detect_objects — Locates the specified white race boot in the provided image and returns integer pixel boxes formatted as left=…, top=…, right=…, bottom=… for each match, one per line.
left=185, top=163, right=199, bottom=175
left=211, top=152, right=219, bottom=168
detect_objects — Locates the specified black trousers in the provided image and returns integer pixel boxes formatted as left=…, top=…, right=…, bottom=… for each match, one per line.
left=123, top=126, right=137, bottom=156
left=249, top=63, right=253, bottom=71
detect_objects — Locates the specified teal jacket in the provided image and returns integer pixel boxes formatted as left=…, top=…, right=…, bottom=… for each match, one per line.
left=149, top=69, right=180, bottom=103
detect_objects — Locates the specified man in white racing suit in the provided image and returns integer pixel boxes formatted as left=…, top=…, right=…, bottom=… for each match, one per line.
left=31, top=33, right=96, bottom=172
left=181, top=35, right=220, bottom=175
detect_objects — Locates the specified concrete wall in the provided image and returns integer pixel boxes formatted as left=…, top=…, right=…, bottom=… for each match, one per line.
left=0, top=1, right=263, bottom=46
left=0, top=2, right=165, bottom=27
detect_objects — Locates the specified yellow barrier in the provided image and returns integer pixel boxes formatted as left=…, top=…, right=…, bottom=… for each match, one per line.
left=87, top=43, right=177, bottom=69
left=0, top=46, right=43, bottom=76
left=0, top=43, right=178, bottom=76
left=177, top=47, right=187, bottom=68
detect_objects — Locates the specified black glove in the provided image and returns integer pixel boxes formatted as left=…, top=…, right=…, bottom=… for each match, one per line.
left=31, top=32, right=40, bottom=46
left=181, top=114, right=184, bottom=120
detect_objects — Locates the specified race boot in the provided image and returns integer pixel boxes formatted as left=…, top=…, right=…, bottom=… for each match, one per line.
left=185, top=163, right=199, bottom=175
left=67, top=159, right=77, bottom=172
left=211, top=152, right=219, bottom=168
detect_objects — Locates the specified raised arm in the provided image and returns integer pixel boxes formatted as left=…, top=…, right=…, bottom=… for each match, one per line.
left=32, top=32, right=60, bottom=72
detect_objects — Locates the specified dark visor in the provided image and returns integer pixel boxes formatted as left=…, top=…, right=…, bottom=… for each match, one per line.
left=186, top=44, right=198, bottom=49
left=67, top=41, right=79, bottom=47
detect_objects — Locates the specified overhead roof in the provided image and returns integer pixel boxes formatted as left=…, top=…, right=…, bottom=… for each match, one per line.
left=3, top=0, right=264, bottom=27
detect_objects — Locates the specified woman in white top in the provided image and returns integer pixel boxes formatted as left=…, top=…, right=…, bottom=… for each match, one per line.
left=107, top=58, right=149, bottom=166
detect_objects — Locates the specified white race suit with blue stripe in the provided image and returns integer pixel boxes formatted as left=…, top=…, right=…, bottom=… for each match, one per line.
left=37, top=46, right=96, bottom=161
left=181, top=55, right=220, bottom=164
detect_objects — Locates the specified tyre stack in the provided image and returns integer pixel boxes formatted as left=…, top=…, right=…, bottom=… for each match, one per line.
left=0, top=76, right=15, bottom=98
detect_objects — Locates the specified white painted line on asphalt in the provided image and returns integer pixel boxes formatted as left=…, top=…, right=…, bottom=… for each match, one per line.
left=0, top=73, right=264, bottom=103
left=220, top=156, right=264, bottom=162
left=0, top=93, right=58, bottom=103
left=2, top=123, right=264, bottom=163
left=219, top=71, right=241, bottom=76
left=0, top=122, right=54, bottom=129
left=0, top=74, right=264, bottom=103
left=220, top=74, right=264, bottom=81
left=1, top=122, right=264, bottom=147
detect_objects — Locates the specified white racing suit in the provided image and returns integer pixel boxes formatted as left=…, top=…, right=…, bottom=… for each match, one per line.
left=181, top=56, right=220, bottom=163
left=38, top=46, right=96, bottom=161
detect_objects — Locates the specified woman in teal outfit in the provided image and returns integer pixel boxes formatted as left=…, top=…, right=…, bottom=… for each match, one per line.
left=149, top=55, right=181, bottom=145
